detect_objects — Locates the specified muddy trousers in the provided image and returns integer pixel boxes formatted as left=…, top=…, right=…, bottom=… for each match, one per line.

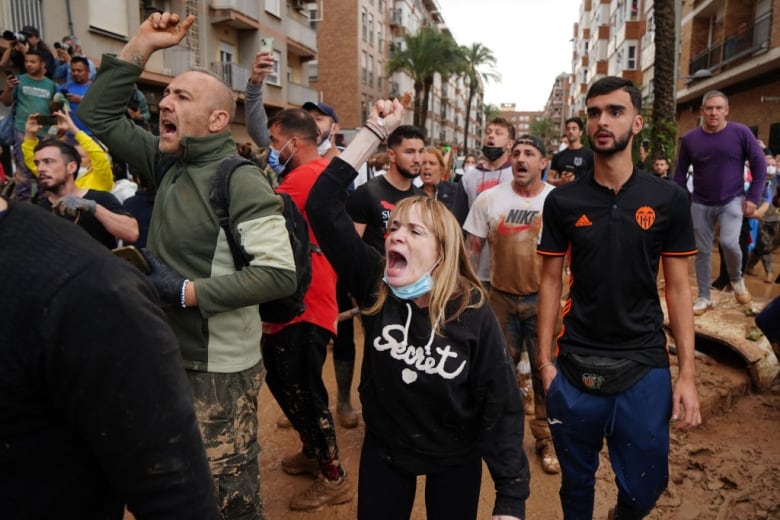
left=187, top=363, right=265, bottom=520
left=489, top=289, right=552, bottom=447
left=262, top=322, right=340, bottom=464
left=546, top=368, right=672, bottom=520
left=357, top=433, right=482, bottom=520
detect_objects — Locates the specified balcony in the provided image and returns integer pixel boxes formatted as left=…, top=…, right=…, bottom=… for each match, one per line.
left=286, top=15, right=317, bottom=58
left=688, top=10, right=772, bottom=75
left=211, top=62, right=251, bottom=93
left=161, top=47, right=197, bottom=77
left=287, top=81, right=318, bottom=107
left=209, top=0, right=260, bottom=29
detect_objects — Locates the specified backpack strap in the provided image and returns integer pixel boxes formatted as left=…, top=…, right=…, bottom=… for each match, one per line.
left=210, top=155, right=255, bottom=269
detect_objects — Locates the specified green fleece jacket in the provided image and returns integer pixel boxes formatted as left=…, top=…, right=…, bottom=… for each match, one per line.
left=78, top=54, right=296, bottom=373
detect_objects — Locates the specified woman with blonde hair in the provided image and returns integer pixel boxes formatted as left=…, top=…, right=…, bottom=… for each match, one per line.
left=420, top=146, right=456, bottom=212
left=306, top=98, right=528, bottom=520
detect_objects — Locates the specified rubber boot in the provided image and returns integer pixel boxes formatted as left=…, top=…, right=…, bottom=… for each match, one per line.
left=334, top=360, right=359, bottom=428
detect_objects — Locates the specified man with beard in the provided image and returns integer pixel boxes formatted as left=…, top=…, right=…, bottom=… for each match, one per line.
left=34, top=139, right=138, bottom=249
left=463, top=134, right=560, bottom=476
left=78, top=12, right=296, bottom=518
left=537, top=76, right=701, bottom=519
left=452, top=117, right=515, bottom=288
left=303, top=101, right=340, bottom=160
left=261, top=108, right=352, bottom=510
left=345, top=125, right=426, bottom=252
left=548, top=117, right=594, bottom=186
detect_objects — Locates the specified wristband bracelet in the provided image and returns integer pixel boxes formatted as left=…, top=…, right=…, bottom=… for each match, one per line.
left=180, top=279, right=190, bottom=308
left=538, top=361, right=555, bottom=371
left=364, top=120, right=388, bottom=142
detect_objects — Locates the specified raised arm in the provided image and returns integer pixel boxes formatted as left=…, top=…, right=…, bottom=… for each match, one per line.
left=244, top=50, right=273, bottom=148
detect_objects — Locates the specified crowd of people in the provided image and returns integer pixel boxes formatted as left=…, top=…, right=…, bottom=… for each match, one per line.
left=1, top=10, right=778, bottom=520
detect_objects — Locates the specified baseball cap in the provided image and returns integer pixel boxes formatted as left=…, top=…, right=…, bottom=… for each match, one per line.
left=303, top=101, right=339, bottom=123
left=20, top=26, right=40, bottom=37
left=513, top=134, right=546, bottom=157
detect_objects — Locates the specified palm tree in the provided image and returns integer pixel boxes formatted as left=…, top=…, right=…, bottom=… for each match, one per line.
left=387, top=27, right=462, bottom=131
left=529, top=116, right=558, bottom=152
left=459, top=43, right=500, bottom=153
left=482, top=103, right=501, bottom=122
left=650, top=0, right=678, bottom=161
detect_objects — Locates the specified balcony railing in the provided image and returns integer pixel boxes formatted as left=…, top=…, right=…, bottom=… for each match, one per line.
left=287, top=81, right=318, bottom=107
left=285, top=16, right=317, bottom=51
left=211, top=62, right=251, bottom=92
left=162, top=47, right=197, bottom=77
left=688, top=10, right=772, bottom=75
left=210, top=0, right=260, bottom=21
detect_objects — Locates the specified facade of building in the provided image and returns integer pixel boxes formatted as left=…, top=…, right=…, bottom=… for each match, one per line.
left=543, top=72, right=572, bottom=150
left=0, top=0, right=484, bottom=150
left=675, top=0, right=779, bottom=150
left=499, top=103, right=544, bottom=142
left=568, top=0, right=778, bottom=153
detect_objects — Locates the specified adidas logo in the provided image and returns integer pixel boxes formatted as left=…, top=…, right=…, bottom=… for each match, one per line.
left=575, top=214, right=592, bottom=227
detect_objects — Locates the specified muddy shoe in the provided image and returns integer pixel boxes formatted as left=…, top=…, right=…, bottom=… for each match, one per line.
left=289, top=473, right=354, bottom=510
left=281, top=451, right=320, bottom=477
left=693, top=297, right=712, bottom=316
left=731, top=278, right=752, bottom=304
left=537, top=441, right=560, bottom=474
left=337, top=403, right=359, bottom=429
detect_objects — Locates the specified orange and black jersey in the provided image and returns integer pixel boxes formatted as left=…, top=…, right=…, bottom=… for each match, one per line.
left=538, top=168, right=696, bottom=367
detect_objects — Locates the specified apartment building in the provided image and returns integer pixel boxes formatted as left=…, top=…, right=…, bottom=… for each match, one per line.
left=1, top=0, right=319, bottom=143
left=569, top=0, right=778, bottom=152
left=499, top=103, right=544, bottom=143
left=543, top=72, right=573, bottom=149
left=675, top=0, right=779, bottom=151
left=1, top=0, right=486, bottom=150
left=310, top=0, right=483, bottom=150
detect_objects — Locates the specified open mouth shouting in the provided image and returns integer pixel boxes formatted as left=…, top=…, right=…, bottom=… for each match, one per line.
left=385, top=249, right=408, bottom=280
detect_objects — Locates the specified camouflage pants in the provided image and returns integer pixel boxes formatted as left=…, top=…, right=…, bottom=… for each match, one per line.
left=489, top=289, right=552, bottom=447
left=187, top=362, right=265, bottom=520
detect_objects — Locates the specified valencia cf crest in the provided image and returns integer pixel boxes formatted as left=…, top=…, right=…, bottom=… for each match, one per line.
left=574, top=156, right=583, bottom=167
left=581, top=372, right=605, bottom=390
left=635, top=206, right=656, bottom=230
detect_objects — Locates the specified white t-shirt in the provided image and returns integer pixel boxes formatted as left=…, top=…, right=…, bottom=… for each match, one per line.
left=464, top=181, right=554, bottom=295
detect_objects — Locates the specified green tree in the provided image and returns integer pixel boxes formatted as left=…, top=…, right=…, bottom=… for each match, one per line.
left=482, top=103, right=501, bottom=122
left=387, top=27, right=462, bottom=131
left=529, top=116, right=558, bottom=152
left=459, top=43, right=500, bottom=153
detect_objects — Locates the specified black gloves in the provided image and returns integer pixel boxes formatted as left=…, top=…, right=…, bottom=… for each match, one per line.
left=53, top=195, right=96, bottom=217
left=141, top=249, right=186, bottom=307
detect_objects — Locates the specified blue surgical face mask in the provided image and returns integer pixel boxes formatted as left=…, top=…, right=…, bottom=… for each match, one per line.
left=384, top=272, right=434, bottom=300
left=268, top=138, right=294, bottom=174
left=383, top=259, right=439, bottom=300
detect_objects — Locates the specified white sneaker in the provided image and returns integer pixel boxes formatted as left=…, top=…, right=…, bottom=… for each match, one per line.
left=731, top=278, right=752, bottom=304
left=693, top=297, right=712, bottom=316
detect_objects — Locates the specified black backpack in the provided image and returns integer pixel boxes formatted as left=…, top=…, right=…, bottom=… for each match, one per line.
left=208, top=156, right=313, bottom=323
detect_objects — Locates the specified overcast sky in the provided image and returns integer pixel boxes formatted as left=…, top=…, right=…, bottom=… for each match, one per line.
left=436, top=0, right=582, bottom=111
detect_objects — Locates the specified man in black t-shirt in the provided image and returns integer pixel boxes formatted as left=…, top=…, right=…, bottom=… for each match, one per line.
left=346, top=125, right=425, bottom=251
left=537, top=77, right=701, bottom=520
left=34, top=139, right=138, bottom=248
left=549, top=117, right=594, bottom=186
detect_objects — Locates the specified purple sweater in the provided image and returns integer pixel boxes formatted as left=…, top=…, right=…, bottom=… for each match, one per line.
left=673, top=122, right=766, bottom=205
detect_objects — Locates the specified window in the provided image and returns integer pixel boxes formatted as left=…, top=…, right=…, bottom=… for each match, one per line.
left=368, top=56, right=374, bottom=87
left=627, top=45, right=636, bottom=69
left=361, top=8, right=368, bottom=41
left=89, top=0, right=129, bottom=37
left=377, top=62, right=383, bottom=89
left=361, top=51, right=367, bottom=84
left=369, top=14, right=375, bottom=46
left=266, top=50, right=281, bottom=86
left=378, top=23, right=384, bottom=52
left=219, top=46, right=234, bottom=87
left=265, top=0, right=281, bottom=18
